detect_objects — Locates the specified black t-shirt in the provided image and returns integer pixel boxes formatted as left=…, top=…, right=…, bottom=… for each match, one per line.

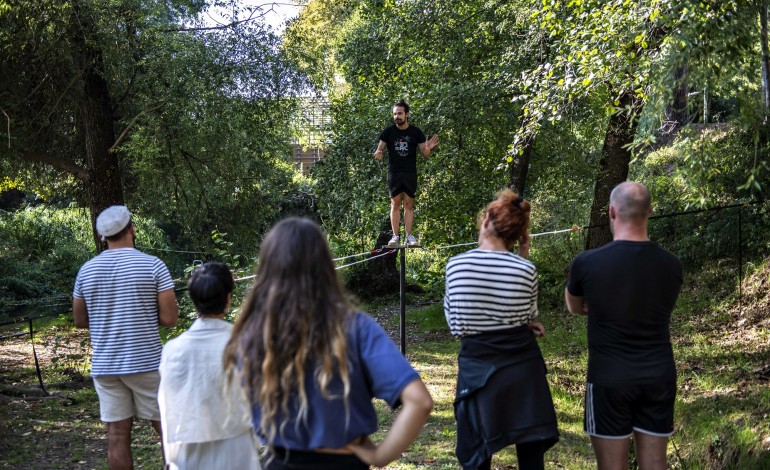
left=378, top=124, right=426, bottom=173
left=567, top=240, right=683, bottom=385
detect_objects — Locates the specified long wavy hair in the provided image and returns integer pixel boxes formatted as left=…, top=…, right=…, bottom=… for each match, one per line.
left=223, top=217, right=353, bottom=444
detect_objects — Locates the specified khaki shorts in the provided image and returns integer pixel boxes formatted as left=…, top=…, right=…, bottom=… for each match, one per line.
left=93, top=371, right=161, bottom=422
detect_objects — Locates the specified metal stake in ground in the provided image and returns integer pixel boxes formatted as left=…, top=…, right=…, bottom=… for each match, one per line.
left=399, top=246, right=406, bottom=355
left=28, top=317, right=48, bottom=395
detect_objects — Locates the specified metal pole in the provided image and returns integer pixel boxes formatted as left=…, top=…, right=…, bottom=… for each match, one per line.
left=738, top=207, right=743, bottom=306
left=399, top=246, right=406, bottom=355
left=28, top=318, right=48, bottom=395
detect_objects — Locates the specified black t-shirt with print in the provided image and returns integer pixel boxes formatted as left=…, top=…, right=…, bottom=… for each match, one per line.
left=379, top=124, right=426, bottom=173
left=567, top=240, right=683, bottom=385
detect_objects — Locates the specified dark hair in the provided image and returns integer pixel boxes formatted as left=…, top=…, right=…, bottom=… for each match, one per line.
left=393, top=99, right=410, bottom=113
left=187, top=262, right=235, bottom=316
left=104, top=219, right=133, bottom=242
left=484, top=189, right=531, bottom=250
left=223, top=217, right=353, bottom=444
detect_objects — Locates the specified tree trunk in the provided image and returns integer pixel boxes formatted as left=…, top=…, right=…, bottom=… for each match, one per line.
left=74, top=0, right=125, bottom=251
left=585, top=90, right=644, bottom=249
left=509, top=136, right=534, bottom=196
left=760, top=1, right=770, bottom=115
left=81, top=68, right=124, bottom=251
left=664, top=63, right=689, bottom=133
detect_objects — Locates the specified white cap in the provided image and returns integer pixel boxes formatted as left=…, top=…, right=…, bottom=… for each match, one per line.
left=96, top=205, right=132, bottom=237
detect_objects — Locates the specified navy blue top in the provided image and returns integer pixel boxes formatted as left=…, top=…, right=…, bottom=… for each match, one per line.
left=567, top=240, right=682, bottom=385
left=250, top=312, right=420, bottom=449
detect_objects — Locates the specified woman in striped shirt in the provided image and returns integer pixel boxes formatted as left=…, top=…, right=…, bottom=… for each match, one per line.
left=445, top=190, right=559, bottom=470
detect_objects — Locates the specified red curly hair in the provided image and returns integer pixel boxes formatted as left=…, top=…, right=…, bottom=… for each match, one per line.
left=484, top=189, right=531, bottom=250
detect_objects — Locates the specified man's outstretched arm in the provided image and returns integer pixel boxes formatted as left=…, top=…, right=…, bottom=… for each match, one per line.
left=418, top=135, right=439, bottom=158
left=374, top=140, right=386, bottom=160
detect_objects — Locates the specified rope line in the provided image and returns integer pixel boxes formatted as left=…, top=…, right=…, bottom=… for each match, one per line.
left=4, top=296, right=71, bottom=307
left=335, top=249, right=396, bottom=270
left=333, top=250, right=377, bottom=262
left=429, top=241, right=477, bottom=251
left=136, top=245, right=213, bottom=255
left=531, top=226, right=582, bottom=237
left=232, top=249, right=397, bottom=283
left=427, top=225, right=582, bottom=251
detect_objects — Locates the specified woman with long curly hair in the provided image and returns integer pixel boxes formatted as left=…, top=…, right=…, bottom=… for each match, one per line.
left=224, top=217, right=433, bottom=469
left=444, top=190, right=559, bottom=470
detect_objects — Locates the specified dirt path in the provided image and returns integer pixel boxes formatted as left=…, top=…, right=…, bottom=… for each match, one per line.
left=0, top=324, right=107, bottom=469
left=0, top=296, right=444, bottom=469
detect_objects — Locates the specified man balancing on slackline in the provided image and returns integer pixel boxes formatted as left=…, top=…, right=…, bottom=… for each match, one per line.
left=374, top=99, right=439, bottom=246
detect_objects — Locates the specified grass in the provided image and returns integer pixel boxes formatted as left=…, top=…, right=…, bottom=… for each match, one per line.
left=2, top=260, right=770, bottom=469
left=368, top=303, right=596, bottom=469
left=365, top=266, right=770, bottom=469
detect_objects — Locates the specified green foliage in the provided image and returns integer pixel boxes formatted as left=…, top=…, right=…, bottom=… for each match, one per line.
left=0, top=207, right=92, bottom=307
left=46, top=329, right=91, bottom=379
left=294, top=0, right=530, bottom=254
left=0, top=0, right=306, bottom=253
left=0, top=204, right=190, bottom=316
left=633, top=126, right=770, bottom=268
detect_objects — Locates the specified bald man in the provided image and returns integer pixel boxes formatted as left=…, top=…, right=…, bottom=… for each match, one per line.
left=565, top=182, right=683, bottom=470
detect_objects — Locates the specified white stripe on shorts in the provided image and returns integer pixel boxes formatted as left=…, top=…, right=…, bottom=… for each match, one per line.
left=586, top=383, right=595, bottom=434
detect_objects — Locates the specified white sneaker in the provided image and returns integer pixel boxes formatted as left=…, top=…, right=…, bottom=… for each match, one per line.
left=388, top=235, right=399, bottom=246
left=406, top=234, right=418, bottom=246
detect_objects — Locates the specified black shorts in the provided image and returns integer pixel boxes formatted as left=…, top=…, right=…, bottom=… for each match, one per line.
left=584, top=381, right=676, bottom=438
left=388, top=171, right=417, bottom=198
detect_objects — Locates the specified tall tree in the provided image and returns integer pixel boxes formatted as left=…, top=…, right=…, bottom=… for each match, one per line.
left=760, top=0, right=770, bottom=116
left=513, top=0, right=675, bottom=248
left=0, top=0, right=302, bottom=250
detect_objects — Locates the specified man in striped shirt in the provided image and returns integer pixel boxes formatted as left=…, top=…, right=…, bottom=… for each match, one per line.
left=73, top=205, right=178, bottom=469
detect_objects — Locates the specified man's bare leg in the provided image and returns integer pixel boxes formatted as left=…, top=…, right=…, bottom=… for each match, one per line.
left=591, top=436, right=630, bottom=470
left=403, top=194, right=414, bottom=237
left=390, top=194, right=403, bottom=238
left=634, top=432, right=668, bottom=470
left=107, top=417, right=133, bottom=470
left=150, top=420, right=166, bottom=466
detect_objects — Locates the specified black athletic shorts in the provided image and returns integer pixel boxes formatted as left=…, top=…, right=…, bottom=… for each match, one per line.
left=388, top=171, right=417, bottom=198
left=584, top=381, right=676, bottom=438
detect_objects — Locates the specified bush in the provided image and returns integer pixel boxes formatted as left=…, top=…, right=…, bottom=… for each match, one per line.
left=0, top=206, right=92, bottom=308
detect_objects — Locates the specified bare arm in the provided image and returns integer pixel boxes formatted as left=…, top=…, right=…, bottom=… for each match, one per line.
left=528, top=321, right=546, bottom=337
left=564, top=287, right=588, bottom=315
left=157, top=289, right=179, bottom=327
left=349, top=379, right=433, bottom=467
left=418, top=134, right=439, bottom=158
left=518, top=232, right=530, bottom=258
left=374, top=140, right=386, bottom=160
left=72, top=298, right=89, bottom=328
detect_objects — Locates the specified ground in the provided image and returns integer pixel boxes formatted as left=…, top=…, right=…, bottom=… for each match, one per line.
left=0, top=297, right=443, bottom=470
left=1, top=264, right=769, bottom=469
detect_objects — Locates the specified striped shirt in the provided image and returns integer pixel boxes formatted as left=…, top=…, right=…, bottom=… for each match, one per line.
left=444, top=249, right=538, bottom=337
left=73, top=248, right=175, bottom=376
